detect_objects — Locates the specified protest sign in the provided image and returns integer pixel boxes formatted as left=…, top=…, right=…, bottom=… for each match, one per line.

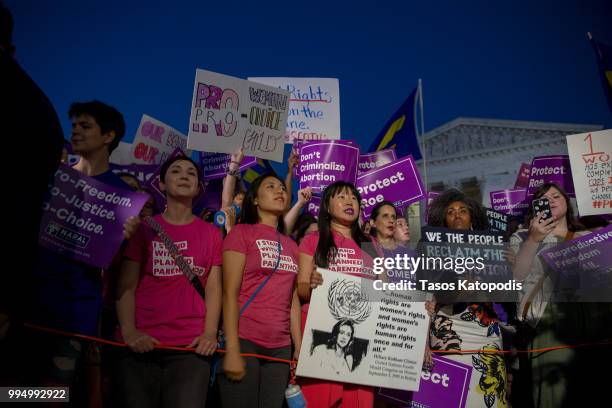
left=131, top=114, right=191, bottom=165
left=566, top=129, right=612, bottom=216
left=298, top=141, right=359, bottom=192
left=305, top=194, right=321, bottom=218
left=514, top=163, right=531, bottom=189
left=39, top=165, right=148, bottom=268
left=297, top=269, right=428, bottom=391
left=356, top=155, right=425, bottom=219
left=418, top=227, right=514, bottom=301
left=198, top=152, right=257, bottom=180
left=187, top=69, right=290, bottom=162
left=489, top=188, right=529, bottom=217
left=109, top=163, right=158, bottom=186
left=248, top=77, right=340, bottom=143
left=527, top=155, right=574, bottom=197
left=378, top=355, right=473, bottom=408
left=539, top=225, right=612, bottom=301
left=486, top=208, right=511, bottom=233
left=358, top=149, right=397, bottom=176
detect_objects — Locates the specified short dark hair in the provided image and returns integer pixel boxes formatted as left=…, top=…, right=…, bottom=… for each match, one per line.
left=69, top=100, right=125, bottom=154
left=0, top=1, right=13, bottom=51
left=159, top=155, right=202, bottom=184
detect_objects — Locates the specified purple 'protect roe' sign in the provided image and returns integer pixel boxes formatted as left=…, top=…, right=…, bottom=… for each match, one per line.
left=198, top=152, right=257, bottom=180
left=527, top=155, right=575, bottom=197
left=356, top=155, right=425, bottom=220
left=490, top=188, right=530, bottom=217
left=378, top=355, right=473, bottom=408
left=305, top=194, right=321, bottom=218
left=298, top=141, right=360, bottom=193
left=357, top=149, right=397, bottom=176
left=39, top=165, right=148, bottom=269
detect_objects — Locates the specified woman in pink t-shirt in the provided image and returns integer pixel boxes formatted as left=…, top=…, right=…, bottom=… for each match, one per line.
left=297, top=181, right=376, bottom=408
left=115, top=155, right=223, bottom=408
left=220, top=173, right=302, bottom=408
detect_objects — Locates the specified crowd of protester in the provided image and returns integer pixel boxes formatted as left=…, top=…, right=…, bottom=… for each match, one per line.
left=1, top=2, right=612, bottom=407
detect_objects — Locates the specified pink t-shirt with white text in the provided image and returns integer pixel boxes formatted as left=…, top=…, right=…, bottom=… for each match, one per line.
left=223, top=223, right=299, bottom=349
left=299, top=230, right=375, bottom=278
left=121, top=215, right=222, bottom=346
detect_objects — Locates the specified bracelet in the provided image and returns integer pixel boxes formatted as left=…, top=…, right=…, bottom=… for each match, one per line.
left=226, top=167, right=241, bottom=179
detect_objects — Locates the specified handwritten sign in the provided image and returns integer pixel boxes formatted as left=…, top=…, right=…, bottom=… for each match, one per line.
left=248, top=77, right=340, bottom=143
left=187, top=69, right=290, bottom=162
left=566, top=129, right=612, bottom=216
left=131, top=114, right=191, bottom=165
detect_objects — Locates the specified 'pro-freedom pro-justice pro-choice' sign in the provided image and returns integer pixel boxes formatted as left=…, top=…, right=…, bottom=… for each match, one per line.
left=39, top=165, right=148, bottom=268
left=187, top=69, right=290, bottom=163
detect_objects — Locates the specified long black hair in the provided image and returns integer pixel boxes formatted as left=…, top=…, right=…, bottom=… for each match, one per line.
left=315, top=181, right=370, bottom=267
left=524, top=182, right=582, bottom=232
left=427, top=188, right=488, bottom=230
left=240, top=172, right=286, bottom=233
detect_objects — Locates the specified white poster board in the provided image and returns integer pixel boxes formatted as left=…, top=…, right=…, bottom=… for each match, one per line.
left=248, top=77, right=340, bottom=144
left=297, top=269, right=428, bottom=391
left=131, top=114, right=191, bottom=165
left=566, top=129, right=612, bottom=216
left=188, top=69, right=290, bottom=162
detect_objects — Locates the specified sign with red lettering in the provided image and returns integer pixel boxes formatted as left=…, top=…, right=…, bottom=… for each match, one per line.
left=131, top=114, right=191, bottom=165
left=567, top=129, right=612, bottom=216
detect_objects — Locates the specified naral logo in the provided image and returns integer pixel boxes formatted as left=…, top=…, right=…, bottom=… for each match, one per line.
left=45, top=222, right=90, bottom=248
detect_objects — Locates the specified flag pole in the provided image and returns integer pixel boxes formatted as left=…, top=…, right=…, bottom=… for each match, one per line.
left=418, top=78, right=428, bottom=189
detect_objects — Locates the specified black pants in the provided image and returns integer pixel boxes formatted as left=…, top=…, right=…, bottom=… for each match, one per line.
left=217, top=338, right=291, bottom=408
left=115, top=349, right=211, bottom=408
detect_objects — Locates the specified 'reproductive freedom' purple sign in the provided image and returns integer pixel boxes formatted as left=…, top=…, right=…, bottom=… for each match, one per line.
left=378, top=355, right=473, bottom=408
left=527, top=155, right=574, bottom=197
left=356, top=155, right=425, bottom=219
left=198, top=152, right=257, bottom=180
left=298, top=141, right=359, bottom=192
left=489, top=188, right=529, bottom=217
left=357, top=149, right=397, bottom=176
left=39, top=165, right=148, bottom=268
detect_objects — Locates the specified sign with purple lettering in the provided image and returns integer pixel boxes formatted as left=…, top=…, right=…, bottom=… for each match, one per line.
left=305, top=194, right=321, bottom=218
left=356, top=155, right=425, bottom=220
left=539, top=225, right=612, bottom=300
left=298, top=141, right=359, bottom=192
left=131, top=114, right=191, bottom=165
left=377, top=355, right=472, bottom=408
left=187, top=69, right=290, bottom=162
left=358, top=149, right=397, bottom=176
left=514, top=163, right=531, bottom=189
left=198, top=152, right=257, bottom=180
left=39, top=165, right=148, bottom=268
left=489, top=188, right=529, bottom=217
left=527, top=155, right=574, bottom=197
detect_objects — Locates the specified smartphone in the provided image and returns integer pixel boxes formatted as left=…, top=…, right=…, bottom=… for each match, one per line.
left=532, top=197, right=552, bottom=222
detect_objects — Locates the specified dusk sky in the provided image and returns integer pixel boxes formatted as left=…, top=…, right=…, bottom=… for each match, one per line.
left=6, top=0, right=612, bottom=172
